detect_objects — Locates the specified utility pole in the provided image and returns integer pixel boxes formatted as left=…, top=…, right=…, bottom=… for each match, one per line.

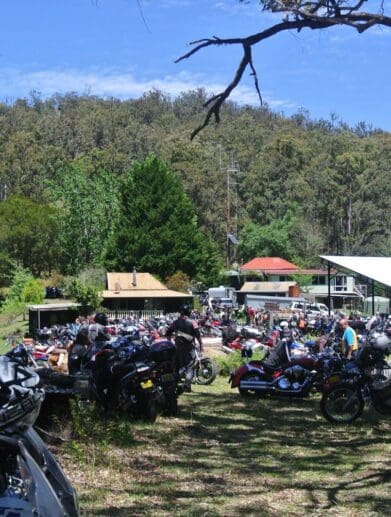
left=226, top=153, right=239, bottom=269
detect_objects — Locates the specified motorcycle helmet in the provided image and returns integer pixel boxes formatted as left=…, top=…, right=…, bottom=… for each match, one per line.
left=179, top=304, right=191, bottom=317
left=94, top=312, right=108, bottom=326
left=280, top=321, right=289, bottom=328
left=0, top=357, right=44, bottom=432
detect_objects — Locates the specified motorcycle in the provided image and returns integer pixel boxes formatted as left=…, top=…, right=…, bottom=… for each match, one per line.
left=6, top=343, right=89, bottom=398
left=320, top=332, right=391, bottom=424
left=192, top=345, right=218, bottom=386
left=89, top=342, right=159, bottom=422
left=230, top=340, right=341, bottom=398
left=0, top=354, right=79, bottom=516
left=176, top=344, right=218, bottom=392
left=148, top=338, right=178, bottom=416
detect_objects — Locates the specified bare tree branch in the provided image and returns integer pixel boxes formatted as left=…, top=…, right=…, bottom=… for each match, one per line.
left=177, top=1, right=391, bottom=138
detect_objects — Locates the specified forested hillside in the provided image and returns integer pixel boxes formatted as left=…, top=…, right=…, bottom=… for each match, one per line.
left=0, top=89, right=390, bottom=283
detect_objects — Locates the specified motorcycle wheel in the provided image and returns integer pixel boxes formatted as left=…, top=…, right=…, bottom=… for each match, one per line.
left=320, top=384, right=364, bottom=424
left=238, top=371, right=264, bottom=397
left=194, top=358, right=218, bottom=385
left=142, top=394, right=158, bottom=423
left=163, top=393, right=178, bottom=417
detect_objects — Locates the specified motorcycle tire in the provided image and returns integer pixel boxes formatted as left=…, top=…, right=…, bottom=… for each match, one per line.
left=238, top=371, right=265, bottom=397
left=36, top=368, right=75, bottom=388
left=163, top=393, right=178, bottom=417
left=320, top=384, right=364, bottom=424
left=142, top=394, right=158, bottom=423
left=194, top=358, right=217, bottom=385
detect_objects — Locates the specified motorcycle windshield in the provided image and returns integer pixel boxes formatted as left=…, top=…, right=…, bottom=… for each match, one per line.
left=24, top=428, right=80, bottom=516
left=18, top=441, right=66, bottom=517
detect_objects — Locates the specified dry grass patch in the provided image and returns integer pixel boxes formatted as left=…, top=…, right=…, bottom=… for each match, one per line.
left=45, top=377, right=391, bottom=516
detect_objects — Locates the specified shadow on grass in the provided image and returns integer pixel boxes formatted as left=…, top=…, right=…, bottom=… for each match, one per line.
left=57, top=380, right=390, bottom=515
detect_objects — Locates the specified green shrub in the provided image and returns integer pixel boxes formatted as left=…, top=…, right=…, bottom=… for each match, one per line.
left=215, top=349, right=267, bottom=377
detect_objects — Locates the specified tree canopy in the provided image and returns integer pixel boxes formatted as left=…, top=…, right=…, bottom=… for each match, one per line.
left=104, top=155, right=222, bottom=282
left=0, top=91, right=390, bottom=283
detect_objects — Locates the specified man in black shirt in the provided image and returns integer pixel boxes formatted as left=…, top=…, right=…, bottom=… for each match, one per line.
left=166, top=304, right=203, bottom=392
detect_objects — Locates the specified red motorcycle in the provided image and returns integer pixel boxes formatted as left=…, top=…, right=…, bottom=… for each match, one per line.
left=230, top=343, right=333, bottom=397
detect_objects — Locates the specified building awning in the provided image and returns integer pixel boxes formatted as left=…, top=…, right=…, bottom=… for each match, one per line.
left=320, top=256, right=391, bottom=288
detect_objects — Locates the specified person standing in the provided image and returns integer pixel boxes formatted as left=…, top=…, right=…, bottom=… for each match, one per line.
left=88, top=312, right=111, bottom=357
left=340, top=318, right=358, bottom=359
left=165, top=304, right=203, bottom=393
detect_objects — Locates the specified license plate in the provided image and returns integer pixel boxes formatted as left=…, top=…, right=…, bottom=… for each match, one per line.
left=328, top=375, right=341, bottom=384
left=140, top=379, right=154, bottom=389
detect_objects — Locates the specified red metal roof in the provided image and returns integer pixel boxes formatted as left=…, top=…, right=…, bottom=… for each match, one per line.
left=240, top=257, right=299, bottom=271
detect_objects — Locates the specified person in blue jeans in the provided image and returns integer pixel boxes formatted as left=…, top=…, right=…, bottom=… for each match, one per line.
left=340, top=318, right=358, bottom=359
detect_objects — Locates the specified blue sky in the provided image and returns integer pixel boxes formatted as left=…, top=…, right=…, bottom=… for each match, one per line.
left=0, top=0, right=390, bottom=130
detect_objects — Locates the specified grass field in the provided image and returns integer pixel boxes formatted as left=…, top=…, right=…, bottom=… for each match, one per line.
left=0, top=312, right=28, bottom=353
left=48, top=376, right=391, bottom=516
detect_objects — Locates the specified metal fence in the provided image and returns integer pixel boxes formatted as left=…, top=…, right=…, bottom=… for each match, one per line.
left=103, top=310, right=165, bottom=320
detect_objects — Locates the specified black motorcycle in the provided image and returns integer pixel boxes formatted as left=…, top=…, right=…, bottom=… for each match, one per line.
left=148, top=338, right=178, bottom=416
left=321, top=332, right=391, bottom=424
left=89, top=342, right=159, bottom=422
left=0, top=354, right=79, bottom=516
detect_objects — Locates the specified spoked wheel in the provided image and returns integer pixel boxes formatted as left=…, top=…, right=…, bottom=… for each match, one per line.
left=194, top=358, right=217, bottom=385
left=320, top=384, right=364, bottom=424
left=238, top=371, right=265, bottom=397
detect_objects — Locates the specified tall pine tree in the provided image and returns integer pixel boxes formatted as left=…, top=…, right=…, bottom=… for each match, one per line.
left=104, top=155, right=218, bottom=280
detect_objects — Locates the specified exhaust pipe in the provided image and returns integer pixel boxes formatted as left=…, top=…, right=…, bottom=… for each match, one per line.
left=239, top=380, right=269, bottom=391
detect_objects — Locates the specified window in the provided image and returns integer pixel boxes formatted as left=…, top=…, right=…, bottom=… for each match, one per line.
left=312, top=275, right=326, bottom=285
left=334, top=275, right=347, bottom=292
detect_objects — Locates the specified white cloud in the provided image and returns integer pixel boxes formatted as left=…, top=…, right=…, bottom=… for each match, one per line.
left=0, top=66, right=296, bottom=111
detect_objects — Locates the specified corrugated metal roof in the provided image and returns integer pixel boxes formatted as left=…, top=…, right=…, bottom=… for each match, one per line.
left=240, top=281, right=296, bottom=293
left=28, top=303, right=80, bottom=310
left=102, top=289, right=192, bottom=299
left=104, top=272, right=191, bottom=299
left=107, top=272, right=166, bottom=291
left=320, top=255, right=391, bottom=288
left=240, top=257, right=298, bottom=271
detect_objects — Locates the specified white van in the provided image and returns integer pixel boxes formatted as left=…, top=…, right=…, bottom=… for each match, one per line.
left=306, top=303, right=330, bottom=317
left=291, top=302, right=308, bottom=314
left=291, top=302, right=329, bottom=316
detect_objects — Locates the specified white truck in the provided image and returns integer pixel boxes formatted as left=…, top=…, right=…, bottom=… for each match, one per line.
left=207, top=286, right=236, bottom=309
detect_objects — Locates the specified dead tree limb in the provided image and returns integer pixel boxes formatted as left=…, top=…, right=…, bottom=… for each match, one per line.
left=176, top=1, right=391, bottom=138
